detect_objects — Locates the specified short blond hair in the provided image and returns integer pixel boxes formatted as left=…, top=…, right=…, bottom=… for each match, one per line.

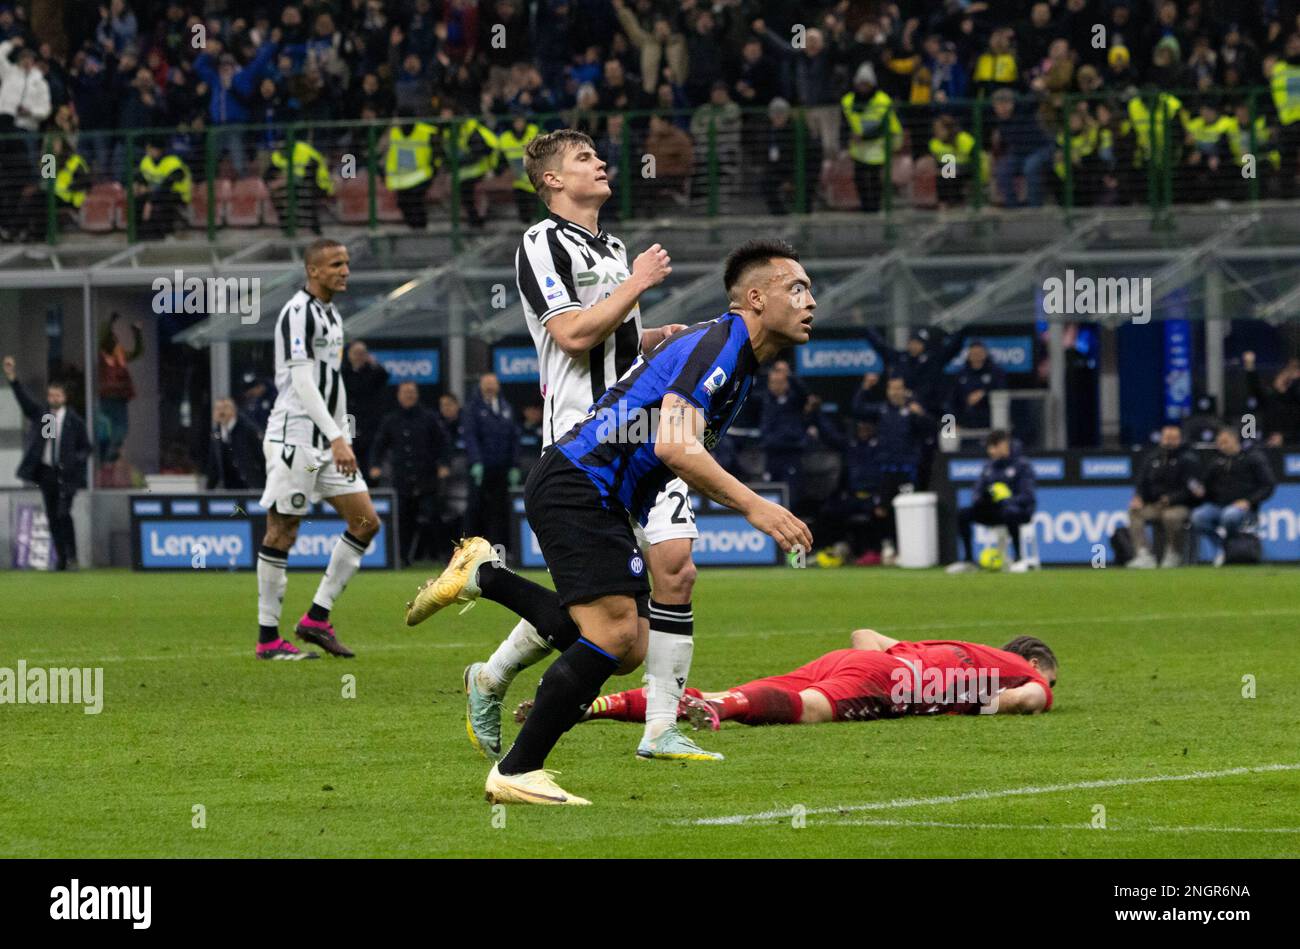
left=524, top=129, right=596, bottom=202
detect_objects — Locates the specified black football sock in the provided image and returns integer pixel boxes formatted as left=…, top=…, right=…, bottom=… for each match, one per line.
left=258, top=625, right=280, bottom=645
left=498, top=637, right=619, bottom=776
left=307, top=603, right=330, bottom=622
left=477, top=563, right=581, bottom=649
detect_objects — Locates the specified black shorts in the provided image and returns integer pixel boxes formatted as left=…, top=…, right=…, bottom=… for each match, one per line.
left=524, top=449, right=651, bottom=609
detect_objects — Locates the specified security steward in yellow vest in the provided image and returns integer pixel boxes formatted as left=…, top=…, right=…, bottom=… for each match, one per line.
left=1127, top=88, right=1185, bottom=173
left=497, top=110, right=539, bottom=223
left=133, top=139, right=192, bottom=239
left=447, top=115, right=499, bottom=226
left=841, top=62, right=902, bottom=213
left=1051, top=111, right=1100, bottom=205
left=1184, top=98, right=1239, bottom=202
left=928, top=114, right=985, bottom=207
left=265, top=135, right=334, bottom=235
left=1270, top=33, right=1300, bottom=197
left=385, top=112, right=440, bottom=229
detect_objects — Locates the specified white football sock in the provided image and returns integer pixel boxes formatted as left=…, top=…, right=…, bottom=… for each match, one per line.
left=312, top=530, right=368, bottom=613
left=480, top=620, right=552, bottom=696
left=644, top=601, right=694, bottom=739
left=257, top=546, right=289, bottom=629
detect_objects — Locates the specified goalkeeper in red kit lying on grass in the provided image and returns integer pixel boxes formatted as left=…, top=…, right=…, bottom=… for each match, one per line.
left=516, top=630, right=1056, bottom=728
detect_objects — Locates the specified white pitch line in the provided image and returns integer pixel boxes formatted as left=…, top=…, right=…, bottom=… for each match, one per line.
left=819, top=818, right=1300, bottom=835
left=8, top=641, right=475, bottom=664
left=692, top=762, right=1300, bottom=826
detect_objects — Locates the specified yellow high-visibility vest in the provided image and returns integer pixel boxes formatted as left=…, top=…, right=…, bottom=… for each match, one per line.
left=973, top=52, right=1018, bottom=85
left=385, top=122, right=438, bottom=191
left=841, top=90, right=902, bottom=165
left=1233, top=116, right=1280, bottom=170
left=452, top=119, right=500, bottom=181
left=54, top=153, right=89, bottom=208
left=271, top=141, right=334, bottom=195
left=1271, top=61, right=1300, bottom=125
left=1128, top=93, right=1184, bottom=164
left=138, top=153, right=192, bottom=203
left=497, top=123, right=540, bottom=192
left=1053, top=123, right=1098, bottom=179
left=1186, top=115, right=1240, bottom=159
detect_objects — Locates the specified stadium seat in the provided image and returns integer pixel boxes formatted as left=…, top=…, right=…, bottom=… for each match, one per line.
left=189, top=178, right=232, bottom=229
left=226, top=177, right=269, bottom=227
left=333, top=176, right=369, bottom=224
left=911, top=156, right=939, bottom=209
left=79, top=182, right=124, bottom=233
left=376, top=182, right=406, bottom=223
left=823, top=154, right=859, bottom=211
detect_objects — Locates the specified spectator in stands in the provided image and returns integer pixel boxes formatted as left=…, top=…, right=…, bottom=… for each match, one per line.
left=989, top=87, right=1053, bottom=207
left=2, top=355, right=91, bottom=570
left=1190, top=426, right=1276, bottom=566
left=611, top=0, right=685, bottom=98
left=642, top=112, right=692, bottom=209
left=96, top=313, right=142, bottom=464
left=207, top=398, right=265, bottom=490
left=754, top=16, right=839, bottom=158
left=462, top=372, right=519, bottom=551
left=1243, top=350, right=1300, bottom=445
left=0, top=35, right=48, bottom=229
left=859, top=375, right=935, bottom=565
left=341, top=341, right=391, bottom=473
left=929, top=113, right=980, bottom=208
left=760, top=97, right=821, bottom=214
left=1052, top=107, right=1100, bottom=205
left=383, top=111, right=439, bottom=228
left=1183, top=96, right=1238, bottom=203
left=96, top=0, right=138, bottom=53
left=973, top=27, right=1019, bottom=96
left=1127, top=423, right=1200, bottom=569
left=193, top=35, right=280, bottom=174
left=949, top=339, right=1007, bottom=433
left=948, top=430, right=1037, bottom=573
left=369, top=381, right=449, bottom=567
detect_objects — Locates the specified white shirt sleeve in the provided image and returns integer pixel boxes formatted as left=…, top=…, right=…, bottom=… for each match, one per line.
left=290, top=362, right=343, bottom=443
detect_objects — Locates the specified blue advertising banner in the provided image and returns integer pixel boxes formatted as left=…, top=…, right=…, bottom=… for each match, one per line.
left=797, top=339, right=882, bottom=376
left=947, top=457, right=1064, bottom=482
left=957, top=484, right=1300, bottom=563
left=1163, top=291, right=1192, bottom=421
left=371, top=349, right=440, bottom=385
left=131, top=493, right=395, bottom=570
left=139, top=519, right=255, bottom=568
left=494, top=346, right=541, bottom=383
left=1080, top=456, right=1132, bottom=479
left=946, top=336, right=1035, bottom=374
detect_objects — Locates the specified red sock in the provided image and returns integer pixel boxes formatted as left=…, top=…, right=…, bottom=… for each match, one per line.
left=588, top=687, right=646, bottom=721
left=732, top=685, right=804, bottom=725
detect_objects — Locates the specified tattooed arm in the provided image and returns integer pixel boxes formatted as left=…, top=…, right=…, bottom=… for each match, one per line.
left=654, top=392, right=812, bottom=552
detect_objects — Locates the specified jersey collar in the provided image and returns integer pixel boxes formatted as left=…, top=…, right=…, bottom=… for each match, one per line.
left=548, top=211, right=618, bottom=252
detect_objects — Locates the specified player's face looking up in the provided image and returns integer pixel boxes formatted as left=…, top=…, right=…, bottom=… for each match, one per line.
left=544, top=143, right=610, bottom=203
left=736, top=259, right=815, bottom=357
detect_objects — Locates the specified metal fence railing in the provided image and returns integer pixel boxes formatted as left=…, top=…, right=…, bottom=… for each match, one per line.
left=0, top=87, right=1279, bottom=247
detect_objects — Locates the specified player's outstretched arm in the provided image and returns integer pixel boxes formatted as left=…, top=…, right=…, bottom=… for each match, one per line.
left=987, top=682, right=1049, bottom=715
left=545, top=243, right=671, bottom=357
left=850, top=628, right=899, bottom=651
left=655, top=393, right=812, bottom=553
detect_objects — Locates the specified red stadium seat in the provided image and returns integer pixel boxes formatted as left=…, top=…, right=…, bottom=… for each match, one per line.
left=80, top=182, right=124, bottom=233
left=189, top=178, right=232, bottom=229
left=334, top=176, right=370, bottom=224
left=822, top=154, right=859, bottom=211
left=911, top=156, right=939, bottom=209
left=226, top=177, right=269, bottom=227
left=375, top=182, right=406, bottom=223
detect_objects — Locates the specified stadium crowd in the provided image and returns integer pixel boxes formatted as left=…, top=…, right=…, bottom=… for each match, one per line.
left=5, top=0, right=1300, bottom=237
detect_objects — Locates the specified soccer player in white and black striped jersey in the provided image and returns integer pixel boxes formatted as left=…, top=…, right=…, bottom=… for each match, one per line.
left=253, top=238, right=379, bottom=660
left=460, top=129, right=721, bottom=762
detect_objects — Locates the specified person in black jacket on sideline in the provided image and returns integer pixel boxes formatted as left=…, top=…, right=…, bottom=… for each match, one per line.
left=947, top=429, right=1037, bottom=572
left=370, top=381, right=449, bottom=567
left=1127, top=423, right=1200, bottom=568
left=207, top=398, right=265, bottom=490
left=3, top=355, right=91, bottom=570
left=1190, top=427, right=1275, bottom=567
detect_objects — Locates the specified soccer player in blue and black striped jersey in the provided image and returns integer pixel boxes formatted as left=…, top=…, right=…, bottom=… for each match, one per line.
left=405, top=239, right=816, bottom=805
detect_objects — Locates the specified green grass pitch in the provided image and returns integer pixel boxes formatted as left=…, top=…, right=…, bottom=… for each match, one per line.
left=2, top=565, right=1299, bottom=858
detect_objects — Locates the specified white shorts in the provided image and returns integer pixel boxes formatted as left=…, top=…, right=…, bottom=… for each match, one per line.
left=634, top=476, right=699, bottom=548
left=259, top=440, right=369, bottom=516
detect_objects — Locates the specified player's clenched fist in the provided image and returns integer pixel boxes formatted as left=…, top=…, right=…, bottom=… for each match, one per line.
left=632, top=243, right=672, bottom=290
left=330, top=436, right=358, bottom=477
left=745, top=498, right=812, bottom=554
